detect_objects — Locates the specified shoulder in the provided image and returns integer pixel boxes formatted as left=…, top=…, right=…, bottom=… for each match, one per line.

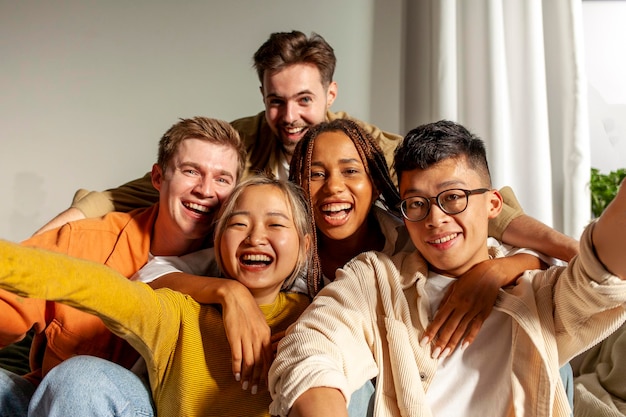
left=371, top=206, right=415, bottom=256
left=91, top=205, right=158, bottom=236
left=270, top=292, right=311, bottom=323
left=230, top=112, right=268, bottom=145
left=281, top=291, right=311, bottom=307
left=24, top=206, right=156, bottom=262
left=342, top=249, right=421, bottom=283
left=327, top=110, right=402, bottom=142
left=230, top=111, right=264, bottom=127
left=23, top=208, right=146, bottom=247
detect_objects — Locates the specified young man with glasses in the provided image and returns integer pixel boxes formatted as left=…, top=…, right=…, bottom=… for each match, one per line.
left=268, top=120, right=626, bottom=417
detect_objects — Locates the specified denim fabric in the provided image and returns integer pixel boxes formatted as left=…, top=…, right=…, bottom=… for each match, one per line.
left=560, top=362, right=575, bottom=417
left=29, top=356, right=154, bottom=417
left=0, top=366, right=35, bottom=416
left=347, top=379, right=375, bottom=417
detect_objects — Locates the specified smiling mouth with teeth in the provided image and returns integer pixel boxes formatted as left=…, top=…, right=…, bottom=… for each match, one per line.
left=321, top=202, right=352, bottom=217
left=184, top=202, right=211, bottom=214
left=241, top=253, right=273, bottom=265
left=284, top=125, right=306, bottom=134
left=428, top=233, right=458, bottom=244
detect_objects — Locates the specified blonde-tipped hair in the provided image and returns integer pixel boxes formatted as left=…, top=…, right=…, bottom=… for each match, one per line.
left=213, top=174, right=312, bottom=291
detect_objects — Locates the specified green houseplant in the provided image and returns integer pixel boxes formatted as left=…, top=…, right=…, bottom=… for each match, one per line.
left=589, top=168, right=626, bottom=218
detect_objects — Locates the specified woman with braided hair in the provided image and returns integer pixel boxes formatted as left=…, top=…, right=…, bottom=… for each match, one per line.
left=288, top=118, right=404, bottom=296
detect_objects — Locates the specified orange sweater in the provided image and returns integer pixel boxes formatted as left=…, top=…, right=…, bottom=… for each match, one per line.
left=0, top=205, right=158, bottom=384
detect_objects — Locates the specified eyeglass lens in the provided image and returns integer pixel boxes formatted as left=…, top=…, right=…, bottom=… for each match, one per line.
left=401, top=189, right=470, bottom=221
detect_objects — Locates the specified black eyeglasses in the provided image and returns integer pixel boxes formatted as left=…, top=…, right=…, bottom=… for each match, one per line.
left=399, top=188, right=490, bottom=222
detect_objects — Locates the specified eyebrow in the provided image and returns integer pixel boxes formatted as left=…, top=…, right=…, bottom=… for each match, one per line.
left=403, top=180, right=467, bottom=196
left=265, top=89, right=315, bottom=100
left=311, top=157, right=362, bottom=166
left=230, top=210, right=291, bottom=220
left=267, top=211, right=291, bottom=220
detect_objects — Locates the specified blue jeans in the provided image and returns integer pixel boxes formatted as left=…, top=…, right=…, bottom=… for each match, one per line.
left=28, top=356, right=154, bottom=417
left=560, top=362, right=574, bottom=417
left=0, top=366, right=36, bottom=416
left=347, top=379, right=375, bottom=417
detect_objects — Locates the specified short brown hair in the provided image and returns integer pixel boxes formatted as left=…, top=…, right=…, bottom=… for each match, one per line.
left=157, top=117, right=246, bottom=180
left=253, top=30, right=336, bottom=88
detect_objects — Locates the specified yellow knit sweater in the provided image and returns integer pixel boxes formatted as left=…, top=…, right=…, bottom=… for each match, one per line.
left=0, top=240, right=310, bottom=416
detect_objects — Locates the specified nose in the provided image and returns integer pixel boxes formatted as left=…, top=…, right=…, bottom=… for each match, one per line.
left=246, top=225, right=267, bottom=246
left=282, top=101, right=298, bottom=124
left=324, top=172, right=345, bottom=194
left=424, top=201, right=449, bottom=228
left=193, top=176, right=216, bottom=199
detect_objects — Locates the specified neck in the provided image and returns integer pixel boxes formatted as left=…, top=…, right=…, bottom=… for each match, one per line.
left=428, top=247, right=492, bottom=278
left=281, top=144, right=295, bottom=163
left=151, top=223, right=207, bottom=257
left=318, top=213, right=384, bottom=279
left=249, top=287, right=282, bottom=306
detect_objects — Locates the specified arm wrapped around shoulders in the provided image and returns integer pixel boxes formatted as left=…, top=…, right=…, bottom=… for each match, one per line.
left=71, top=172, right=158, bottom=218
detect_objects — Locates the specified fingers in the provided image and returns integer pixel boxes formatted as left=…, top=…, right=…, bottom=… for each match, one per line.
left=461, top=313, right=488, bottom=348
left=423, top=307, right=491, bottom=360
left=424, top=308, right=466, bottom=359
left=237, top=328, right=271, bottom=394
left=220, top=288, right=271, bottom=393
left=230, top=337, right=243, bottom=383
left=246, top=338, right=272, bottom=395
left=421, top=305, right=453, bottom=347
left=421, top=285, right=455, bottom=346
left=422, top=261, right=502, bottom=359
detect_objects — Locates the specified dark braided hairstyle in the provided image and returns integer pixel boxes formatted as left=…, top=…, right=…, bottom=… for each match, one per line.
left=289, top=118, right=401, bottom=296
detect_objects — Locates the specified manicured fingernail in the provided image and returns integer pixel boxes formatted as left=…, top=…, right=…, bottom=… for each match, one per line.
left=432, top=346, right=441, bottom=359
left=441, top=347, right=451, bottom=359
left=461, top=341, right=469, bottom=351
left=235, top=373, right=241, bottom=382
left=420, top=336, right=429, bottom=347
left=242, top=381, right=248, bottom=390
left=251, top=385, right=258, bottom=395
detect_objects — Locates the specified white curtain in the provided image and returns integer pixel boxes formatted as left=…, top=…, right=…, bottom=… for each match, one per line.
left=403, top=0, right=590, bottom=237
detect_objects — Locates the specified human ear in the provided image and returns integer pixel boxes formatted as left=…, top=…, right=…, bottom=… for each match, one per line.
left=487, top=189, right=504, bottom=219
left=326, top=81, right=338, bottom=107
left=151, top=163, right=164, bottom=191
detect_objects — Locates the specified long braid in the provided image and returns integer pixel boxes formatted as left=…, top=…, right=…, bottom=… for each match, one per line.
left=304, top=138, right=324, bottom=296
left=344, top=122, right=401, bottom=215
left=290, top=136, right=324, bottom=296
left=289, top=119, right=400, bottom=297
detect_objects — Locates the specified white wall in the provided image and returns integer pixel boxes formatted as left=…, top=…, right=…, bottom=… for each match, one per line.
left=0, top=0, right=404, bottom=242
left=583, top=1, right=626, bottom=173
left=2, top=1, right=623, bottom=243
